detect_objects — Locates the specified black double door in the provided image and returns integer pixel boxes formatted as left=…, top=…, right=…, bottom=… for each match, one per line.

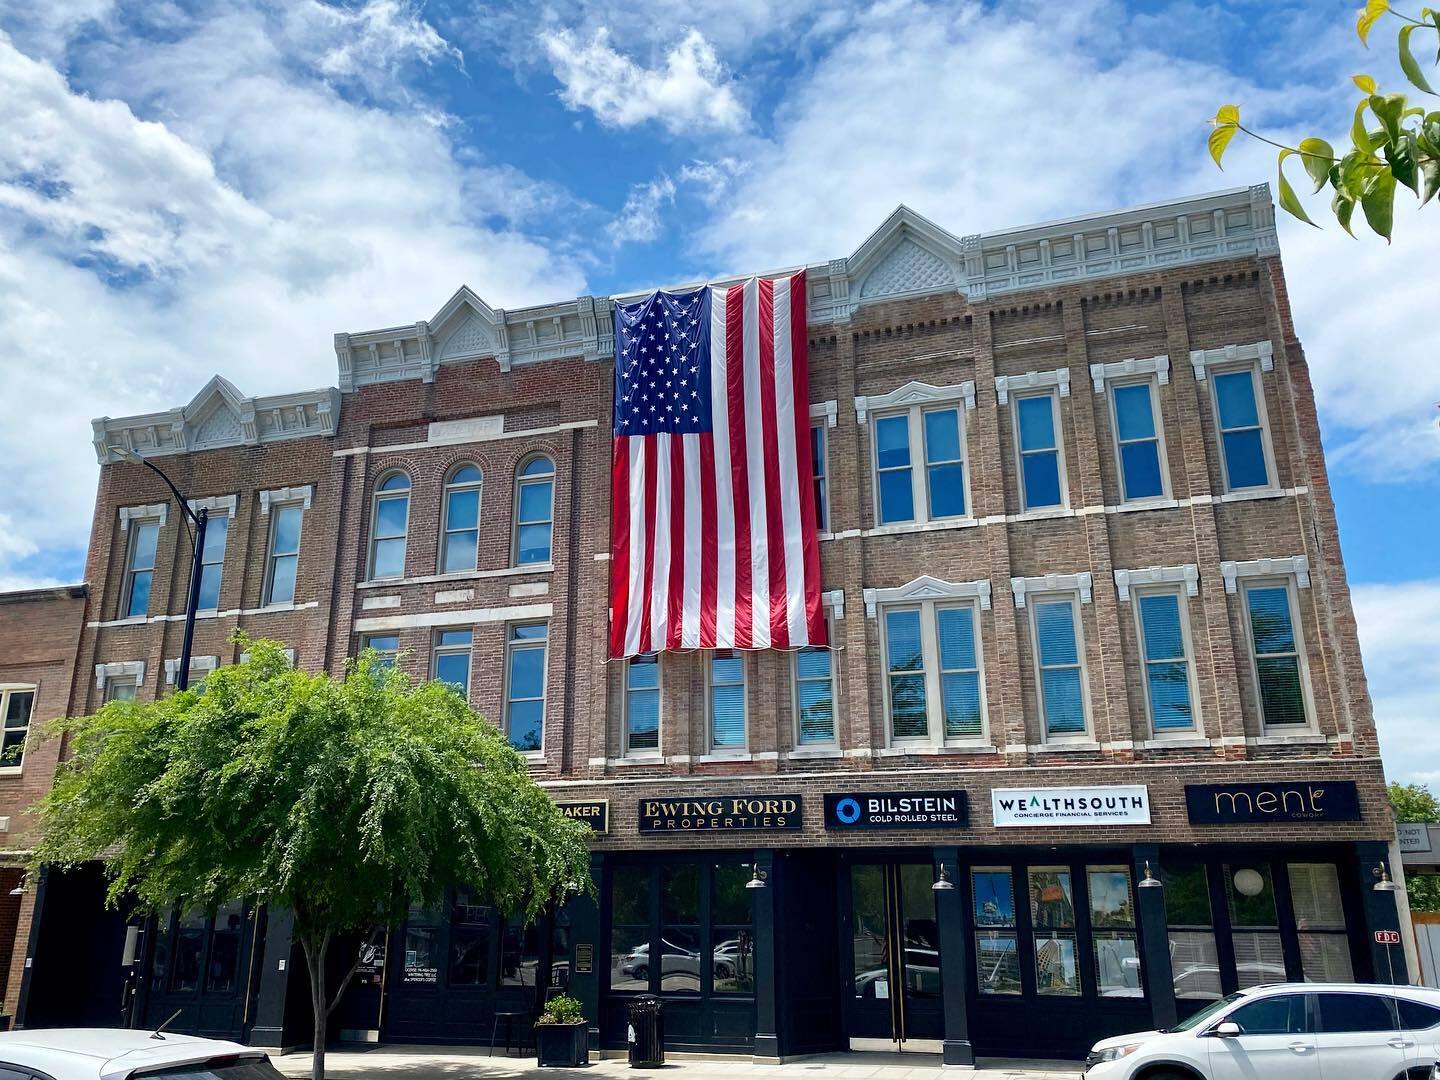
left=841, top=862, right=944, bottom=1050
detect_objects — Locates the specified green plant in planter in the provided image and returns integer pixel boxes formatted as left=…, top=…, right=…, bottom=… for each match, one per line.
left=538, top=994, right=585, bottom=1026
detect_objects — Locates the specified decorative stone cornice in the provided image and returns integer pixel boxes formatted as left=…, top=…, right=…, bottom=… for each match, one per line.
left=1010, top=572, right=1093, bottom=608
left=95, top=660, right=145, bottom=689
left=164, top=655, right=219, bottom=684
left=93, top=376, right=340, bottom=463
left=853, top=380, right=976, bottom=425
left=995, top=368, right=1070, bottom=405
left=823, top=589, right=846, bottom=620
left=186, top=495, right=237, bottom=518
left=810, top=400, right=838, bottom=428
left=1190, top=340, right=1274, bottom=381
left=1090, top=355, right=1171, bottom=394
left=259, top=485, right=314, bottom=514
left=1220, top=555, right=1310, bottom=593
left=863, top=575, right=991, bottom=619
left=118, top=504, right=167, bottom=531
left=1113, top=564, right=1198, bottom=602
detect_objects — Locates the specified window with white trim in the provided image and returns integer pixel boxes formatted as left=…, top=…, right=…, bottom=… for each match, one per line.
left=368, top=472, right=410, bottom=580
left=1212, top=366, right=1274, bottom=491
left=0, top=686, right=34, bottom=769
left=881, top=601, right=986, bottom=745
left=361, top=634, right=400, bottom=670
left=104, top=676, right=138, bottom=703
left=505, top=622, right=547, bottom=752
left=121, top=518, right=161, bottom=619
left=196, top=514, right=230, bottom=611
left=440, top=464, right=482, bottom=574
left=793, top=635, right=838, bottom=746
left=624, top=653, right=660, bottom=755
left=1028, top=595, right=1088, bottom=736
left=1108, top=379, right=1168, bottom=502
left=514, top=456, right=555, bottom=565
left=872, top=406, right=968, bottom=525
left=810, top=424, right=829, bottom=532
left=1134, top=587, right=1198, bottom=734
left=1014, top=392, right=1066, bottom=510
left=263, top=502, right=304, bottom=605
left=1241, top=579, right=1310, bottom=728
left=708, top=650, right=747, bottom=751
left=431, top=628, right=472, bottom=697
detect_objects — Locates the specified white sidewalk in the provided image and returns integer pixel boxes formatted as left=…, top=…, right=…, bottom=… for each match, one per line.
left=269, top=1045, right=1080, bottom=1080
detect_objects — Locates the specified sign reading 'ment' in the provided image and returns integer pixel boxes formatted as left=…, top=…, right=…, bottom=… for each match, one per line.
left=638, top=795, right=803, bottom=832
left=1185, top=781, right=1361, bottom=824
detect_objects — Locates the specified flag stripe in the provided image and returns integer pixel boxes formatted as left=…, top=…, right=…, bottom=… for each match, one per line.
left=709, top=288, right=735, bottom=649
left=608, top=436, right=631, bottom=659
left=624, top=436, right=647, bottom=656
left=756, top=276, right=789, bottom=648
left=741, top=275, right=769, bottom=649
left=666, top=432, right=686, bottom=651
left=771, top=275, right=806, bottom=646
left=681, top=433, right=703, bottom=648
left=725, top=282, right=753, bottom=650
left=789, top=274, right=825, bottom=643
left=698, top=431, right=719, bottom=646
left=638, top=433, right=658, bottom=654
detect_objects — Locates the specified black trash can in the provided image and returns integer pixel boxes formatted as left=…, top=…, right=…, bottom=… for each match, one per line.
left=627, top=997, right=664, bottom=1067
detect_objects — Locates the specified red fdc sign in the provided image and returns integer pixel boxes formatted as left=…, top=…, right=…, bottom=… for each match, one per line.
left=1375, top=930, right=1402, bottom=945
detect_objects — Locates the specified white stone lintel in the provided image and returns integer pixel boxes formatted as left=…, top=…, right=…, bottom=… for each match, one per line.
left=1190, top=340, right=1274, bottom=381
left=1220, top=555, right=1310, bottom=593
left=259, top=485, right=314, bottom=514
left=1090, top=354, right=1170, bottom=394
left=186, top=494, right=238, bottom=518
left=1010, top=571, right=1093, bottom=608
left=95, top=660, right=145, bottom=689
left=119, top=503, right=168, bottom=531
left=854, top=380, right=975, bottom=425
left=995, top=368, right=1070, bottom=405
left=863, top=575, right=991, bottom=618
left=1114, top=563, right=1198, bottom=602
left=164, top=655, right=220, bottom=684
left=823, top=588, right=846, bottom=620
left=810, top=400, right=839, bottom=428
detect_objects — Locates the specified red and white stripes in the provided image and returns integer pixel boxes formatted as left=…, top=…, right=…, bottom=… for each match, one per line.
left=608, top=271, right=824, bottom=658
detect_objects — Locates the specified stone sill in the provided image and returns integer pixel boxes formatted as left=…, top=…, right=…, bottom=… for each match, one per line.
left=357, top=564, right=552, bottom=590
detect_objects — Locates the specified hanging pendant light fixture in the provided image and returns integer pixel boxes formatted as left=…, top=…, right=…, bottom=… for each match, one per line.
left=932, top=863, right=956, bottom=891
left=745, top=862, right=767, bottom=890
left=1138, top=860, right=1164, bottom=889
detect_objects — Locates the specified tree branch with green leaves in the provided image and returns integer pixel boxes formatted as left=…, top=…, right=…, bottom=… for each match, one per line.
left=1209, top=0, right=1440, bottom=240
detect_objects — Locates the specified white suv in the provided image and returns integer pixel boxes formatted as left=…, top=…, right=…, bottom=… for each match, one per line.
left=1085, top=982, right=1440, bottom=1080
left=0, top=1028, right=285, bottom=1080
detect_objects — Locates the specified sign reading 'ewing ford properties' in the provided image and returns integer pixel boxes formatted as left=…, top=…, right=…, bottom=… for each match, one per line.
left=992, top=785, right=1151, bottom=827
left=638, top=795, right=803, bottom=832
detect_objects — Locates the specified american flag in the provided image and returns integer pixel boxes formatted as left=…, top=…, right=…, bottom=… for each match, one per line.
left=608, top=271, right=825, bottom=658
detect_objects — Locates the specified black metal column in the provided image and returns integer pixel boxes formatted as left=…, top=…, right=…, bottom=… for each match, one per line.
left=1133, top=843, right=1176, bottom=1032
left=933, top=846, right=973, bottom=1066
left=569, top=852, right=603, bottom=1051
left=248, top=906, right=295, bottom=1048
left=1354, top=840, right=1409, bottom=984
left=751, top=849, right=779, bottom=1060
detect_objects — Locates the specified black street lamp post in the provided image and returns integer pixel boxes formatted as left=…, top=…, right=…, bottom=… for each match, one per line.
left=113, top=449, right=208, bottom=691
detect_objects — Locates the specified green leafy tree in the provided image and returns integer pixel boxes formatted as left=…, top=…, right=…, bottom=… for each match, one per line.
left=1209, top=0, right=1440, bottom=239
left=1389, top=781, right=1440, bottom=911
left=33, top=637, right=592, bottom=1080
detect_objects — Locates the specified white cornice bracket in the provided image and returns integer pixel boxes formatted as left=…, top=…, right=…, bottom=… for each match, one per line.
left=810, top=400, right=839, bottom=428
left=259, top=485, right=314, bottom=515
left=1011, top=572, right=1093, bottom=608
left=1219, top=555, right=1309, bottom=593
left=995, top=368, right=1070, bottom=405
left=1190, top=340, right=1274, bottom=381
left=1090, top=355, right=1171, bottom=394
left=1113, top=564, right=1198, bottom=602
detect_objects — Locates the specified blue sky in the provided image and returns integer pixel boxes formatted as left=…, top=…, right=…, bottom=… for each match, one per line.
left=1, top=0, right=1437, bottom=782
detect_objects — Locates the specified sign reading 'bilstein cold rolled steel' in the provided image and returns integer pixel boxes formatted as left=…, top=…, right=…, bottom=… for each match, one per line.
left=638, top=795, right=803, bottom=832
left=824, top=790, right=969, bottom=830
left=992, top=785, right=1151, bottom=827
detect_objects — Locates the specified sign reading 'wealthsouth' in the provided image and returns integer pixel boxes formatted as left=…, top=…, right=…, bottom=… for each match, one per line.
left=1185, top=782, right=1360, bottom=825
left=638, top=795, right=803, bottom=832
left=992, top=785, right=1151, bottom=827
left=824, top=790, right=969, bottom=830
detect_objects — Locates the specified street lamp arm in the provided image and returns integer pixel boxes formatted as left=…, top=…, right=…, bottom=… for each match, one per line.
left=129, top=454, right=200, bottom=525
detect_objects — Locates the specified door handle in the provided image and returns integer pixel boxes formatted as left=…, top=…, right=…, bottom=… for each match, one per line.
left=1287, top=1042, right=1312, bottom=1053
left=1387, top=1038, right=1415, bottom=1049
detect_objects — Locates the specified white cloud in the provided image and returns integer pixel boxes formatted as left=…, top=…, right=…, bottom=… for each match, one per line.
left=539, top=27, right=745, bottom=134
left=607, top=176, right=677, bottom=245
left=1354, top=581, right=1440, bottom=786
left=283, top=0, right=463, bottom=93
left=0, top=0, right=114, bottom=62
left=0, top=11, right=587, bottom=590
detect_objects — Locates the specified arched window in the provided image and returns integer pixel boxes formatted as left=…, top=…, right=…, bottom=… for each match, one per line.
left=513, top=455, right=554, bottom=565
left=368, top=471, right=410, bottom=580
left=440, top=464, right=482, bottom=573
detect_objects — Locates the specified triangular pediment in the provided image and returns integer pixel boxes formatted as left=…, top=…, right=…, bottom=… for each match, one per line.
left=428, top=286, right=506, bottom=364
left=847, top=205, right=966, bottom=302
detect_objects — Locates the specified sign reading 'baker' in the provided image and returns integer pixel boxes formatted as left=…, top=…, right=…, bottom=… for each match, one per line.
left=638, top=794, right=803, bottom=832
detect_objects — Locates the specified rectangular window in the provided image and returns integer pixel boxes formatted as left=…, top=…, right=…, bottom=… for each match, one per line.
left=625, top=653, right=660, bottom=754
left=794, top=645, right=836, bottom=745
left=810, top=424, right=829, bottom=532
left=873, top=406, right=968, bottom=525
left=713, top=864, right=755, bottom=993
left=1136, top=589, right=1196, bottom=733
left=882, top=601, right=986, bottom=745
left=196, top=514, right=230, bottom=611
left=362, top=634, right=400, bottom=669
left=206, top=900, right=244, bottom=993
left=708, top=650, right=747, bottom=750
left=1289, top=863, right=1354, bottom=983
left=505, top=623, right=547, bottom=752
left=264, top=503, right=304, bottom=605
left=431, top=628, right=472, bottom=697
left=1163, top=863, right=1221, bottom=1004
left=104, top=676, right=138, bottom=703
left=1031, top=596, right=1087, bottom=736
left=973, top=867, right=1020, bottom=995
left=1243, top=581, right=1309, bottom=727
left=1110, top=381, right=1166, bottom=501
left=610, top=865, right=650, bottom=992
left=1015, top=393, right=1064, bottom=510
left=449, top=888, right=494, bottom=987
left=0, top=688, right=35, bottom=769
left=874, top=414, right=913, bottom=523
left=660, top=865, right=701, bottom=994
left=1213, top=367, right=1273, bottom=490
left=1225, top=862, right=1283, bottom=990
left=1087, top=866, right=1140, bottom=997
left=122, top=518, right=161, bottom=618
left=1029, top=867, right=1079, bottom=996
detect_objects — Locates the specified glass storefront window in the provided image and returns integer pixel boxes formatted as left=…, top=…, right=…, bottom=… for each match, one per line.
left=1087, top=866, right=1138, bottom=997
left=1290, top=863, right=1353, bottom=982
left=170, top=908, right=206, bottom=992
left=1163, top=863, right=1220, bottom=1003
left=899, top=865, right=941, bottom=999
left=1029, top=868, right=1078, bottom=996
left=502, top=914, right=571, bottom=990
left=611, top=865, right=651, bottom=992
left=661, top=865, right=701, bottom=994
left=852, top=865, right=888, bottom=998
left=449, top=889, right=493, bottom=987
left=206, top=901, right=244, bottom=993
left=403, top=925, right=442, bottom=986
left=973, top=867, right=1019, bottom=995
left=713, top=864, right=754, bottom=994
left=1225, top=863, right=1281, bottom=989
left=1087, top=867, right=1134, bottom=927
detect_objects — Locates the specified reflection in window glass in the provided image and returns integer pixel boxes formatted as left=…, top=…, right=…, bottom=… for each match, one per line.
left=1034, top=599, right=1085, bottom=735
left=899, top=865, right=941, bottom=999
left=1226, top=864, right=1277, bottom=927
left=885, top=608, right=926, bottom=740
left=441, top=465, right=482, bottom=573
left=661, top=865, right=701, bottom=994
left=266, top=504, right=303, bottom=605
left=1112, top=382, right=1164, bottom=501
left=403, top=926, right=442, bottom=985
left=973, top=868, right=1019, bottom=995
left=1245, top=584, right=1307, bottom=727
left=923, top=408, right=966, bottom=519
left=1029, top=868, right=1075, bottom=929
left=1017, top=394, right=1062, bottom=509
left=1169, top=931, right=1222, bottom=1001
left=875, top=414, right=914, bottom=523
left=170, top=908, right=206, bottom=992
left=1029, top=867, right=1078, bottom=996
left=124, top=519, right=160, bottom=618
left=851, top=865, right=887, bottom=999
left=1232, top=931, right=1286, bottom=989
left=206, top=901, right=244, bottom=993
left=713, top=864, right=754, bottom=994
left=1214, top=368, right=1270, bottom=490
left=505, top=623, right=547, bottom=751
left=197, top=515, right=230, bottom=611
left=709, top=651, right=746, bottom=749
left=811, top=425, right=828, bottom=532
left=626, top=654, right=660, bottom=753
left=514, top=457, right=555, bottom=565
left=937, top=605, right=981, bottom=739
left=611, top=866, right=650, bottom=992
left=1034, top=933, right=1079, bottom=996
left=449, top=889, right=492, bottom=987
left=1231, top=994, right=1306, bottom=1035
left=432, top=629, right=472, bottom=697
left=795, top=646, right=836, bottom=744
left=1138, top=591, right=1194, bottom=731
left=1290, top=862, right=1352, bottom=982
left=1093, top=931, right=1142, bottom=997
left=1087, top=868, right=1134, bottom=928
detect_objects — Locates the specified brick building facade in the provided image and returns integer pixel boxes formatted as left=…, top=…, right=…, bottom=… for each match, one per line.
left=14, top=185, right=1406, bottom=1060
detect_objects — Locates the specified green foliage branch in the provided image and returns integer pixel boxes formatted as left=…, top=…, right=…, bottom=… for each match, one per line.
left=33, top=637, right=592, bottom=1079
left=1209, top=0, right=1440, bottom=240
left=1388, top=781, right=1440, bottom=912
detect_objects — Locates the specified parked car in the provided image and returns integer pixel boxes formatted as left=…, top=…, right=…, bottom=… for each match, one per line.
left=0, top=1028, right=284, bottom=1080
left=1085, top=982, right=1440, bottom=1079
left=621, top=939, right=738, bottom=981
